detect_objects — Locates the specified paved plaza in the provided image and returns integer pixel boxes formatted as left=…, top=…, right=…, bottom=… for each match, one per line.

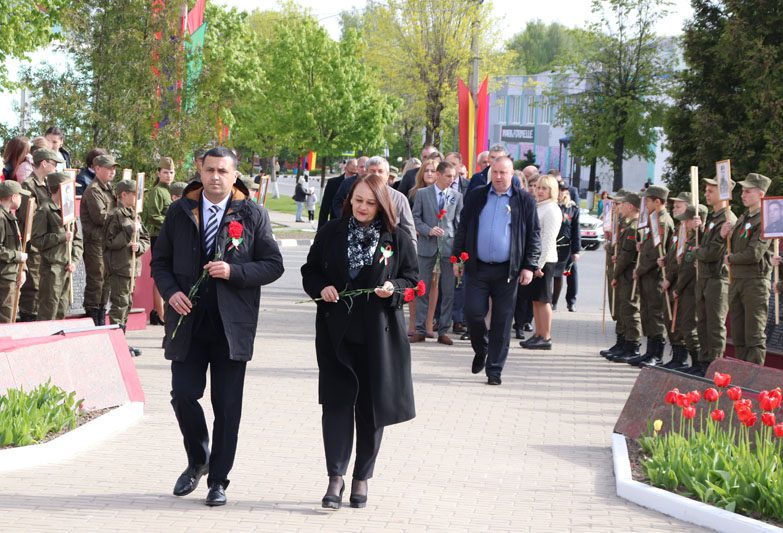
left=2, top=242, right=706, bottom=532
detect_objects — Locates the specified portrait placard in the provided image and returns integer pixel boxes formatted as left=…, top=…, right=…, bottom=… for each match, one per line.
left=716, top=160, right=732, bottom=201
left=690, top=166, right=699, bottom=207
left=258, top=175, right=270, bottom=206
left=603, top=200, right=613, bottom=232
left=761, top=196, right=783, bottom=239
left=676, top=222, right=686, bottom=259
left=22, top=197, right=36, bottom=244
left=135, top=172, right=145, bottom=214
left=122, top=168, right=132, bottom=181
left=638, top=194, right=649, bottom=229
left=649, top=210, right=660, bottom=247
left=60, top=180, right=76, bottom=225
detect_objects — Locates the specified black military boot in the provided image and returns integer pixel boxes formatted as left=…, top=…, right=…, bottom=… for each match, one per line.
left=615, top=337, right=651, bottom=363
left=18, top=313, right=36, bottom=322
left=661, top=345, right=688, bottom=370
left=601, top=334, right=625, bottom=358
left=626, top=336, right=664, bottom=367
left=683, top=359, right=709, bottom=377
left=119, top=324, right=142, bottom=357
left=641, top=338, right=669, bottom=367
left=609, top=340, right=641, bottom=362
left=96, top=307, right=107, bottom=326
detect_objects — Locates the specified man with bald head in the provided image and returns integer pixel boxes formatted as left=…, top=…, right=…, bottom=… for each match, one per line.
left=522, top=165, right=539, bottom=182
left=454, top=156, right=541, bottom=385
left=318, top=158, right=358, bottom=229
left=466, top=144, right=520, bottom=194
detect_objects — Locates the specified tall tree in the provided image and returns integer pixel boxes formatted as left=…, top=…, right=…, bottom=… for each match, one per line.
left=506, top=20, right=588, bottom=75
left=553, top=0, right=674, bottom=191
left=664, top=0, right=783, bottom=197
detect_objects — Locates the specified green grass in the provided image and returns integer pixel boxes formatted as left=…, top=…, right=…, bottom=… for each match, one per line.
left=262, top=196, right=321, bottom=218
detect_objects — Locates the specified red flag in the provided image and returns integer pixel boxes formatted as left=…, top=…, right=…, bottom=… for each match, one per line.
left=475, top=77, right=489, bottom=171
left=187, top=0, right=205, bottom=35
left=458, top=79, right=472, bottom=173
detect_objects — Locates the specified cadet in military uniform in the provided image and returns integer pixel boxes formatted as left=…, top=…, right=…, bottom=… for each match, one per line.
left=600, top=189, right=629, bottom=358
left=0, top=181, right=30, bottom=322
left=657, top=192, right=691, bottom=368
left=17, top=148, right=63, bottom=321
left=80, top=154, right=118, bottom=325
left=668, top=204, right=707, bottom=371
left=606, top=193, right=642, bottom=362
left=169, top=181, right=187, bottom=201
left=105, top=179, right=150, bottom=357
left=142, top=157, right=175, bottom=326
left=627, top=185, right=674, bottom=366
left=722, top=173, right=773, bottom=366
left=31, top=172, right=84, bottom=320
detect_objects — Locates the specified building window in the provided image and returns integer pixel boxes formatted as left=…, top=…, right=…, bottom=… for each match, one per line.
left=507, top=95, right=522, bottom=124
left=495, top=98, right=505, bottom=123
left=526, top=96, right=536, bottom=124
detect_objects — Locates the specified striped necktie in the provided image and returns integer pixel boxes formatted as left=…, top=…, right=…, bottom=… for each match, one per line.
left=204, top=204, right=220, bottom=256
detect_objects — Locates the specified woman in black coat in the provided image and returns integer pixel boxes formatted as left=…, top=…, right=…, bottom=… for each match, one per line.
left=301, top=173, right=418, bottom=510
left=552, top=186, right=581, bottom=310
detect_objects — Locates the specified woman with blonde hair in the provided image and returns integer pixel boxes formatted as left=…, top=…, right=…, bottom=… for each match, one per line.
left=520, top=174, right=561, bottom=350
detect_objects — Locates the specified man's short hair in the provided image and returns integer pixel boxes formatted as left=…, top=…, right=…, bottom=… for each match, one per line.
left=547, top=168, right=561, bottom=178
left=44, top=126, right=64, bottom=139
left=365, top=156, right=389, bottom=172
left=445, top=151, right=462, bottom=163
left=492, top=155, right=514, bottom=168
left=85, top=148, right=108, bottom=168
left=436, top=161, right=455, bottom=173
left=426, top=151, right=443, bottom=161
left=194, top=148, right=207, bottom=160
left=489, top=144, right=508, bottom=155
left=203, top=146, right=238, bottom=169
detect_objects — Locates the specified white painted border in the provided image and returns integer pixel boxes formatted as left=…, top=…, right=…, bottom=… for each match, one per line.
left=0, top=402, right=144, bottom=473
left=612, top=432, right=782, bottom=532
left=276, top=239, right=313, bottom=248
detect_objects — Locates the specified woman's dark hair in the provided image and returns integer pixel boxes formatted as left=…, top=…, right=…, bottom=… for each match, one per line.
left=341, top=173, right=397, bottom=233
left=85, top=148, right=108, bottom=168
left=2, top=136, right=30, bottom=173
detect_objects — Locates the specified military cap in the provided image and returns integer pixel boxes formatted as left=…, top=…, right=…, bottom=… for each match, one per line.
left=620, top=191, right=641, bottom=209
left=33, top=148, right=65, bottom=165
left=239, top=175, right=259, bottom=191
left=0, top=180, right=30, bottom=197
left=115, top=179, right=137, bottom=195
left=608, top=188, right=628, bottom=200
left=645, top=185, right=669, bottom=201
left=671, top=191, right=692, bottom=204
left=389, top=165, right=399, bottom=176
left=168, top=181, right=187, bottom=197
left=94, top=154, right=118, bottom=168
left=158, top=157, right=175, bottom=170
left=737, top=173, right=771, bottom=193
left=703, top=176, right=736, bottom=190
left=46, top=172, right=71, bottom=189
left=676, top=203, right=708, bottom=221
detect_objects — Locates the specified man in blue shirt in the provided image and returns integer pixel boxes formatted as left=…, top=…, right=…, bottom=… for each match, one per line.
left=453, top=156, right=541, bottom=385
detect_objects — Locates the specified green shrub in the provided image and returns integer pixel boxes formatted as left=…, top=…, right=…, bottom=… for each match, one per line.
left=0, top=380, right=83, bottom=447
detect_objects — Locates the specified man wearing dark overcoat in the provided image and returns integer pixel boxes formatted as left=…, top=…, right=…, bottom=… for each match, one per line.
left=151, top=147, right=284, bottom=506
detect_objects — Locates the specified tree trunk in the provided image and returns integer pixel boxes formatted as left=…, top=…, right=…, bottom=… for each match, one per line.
left=269, top=156, right=279, bottom=199
left=612, top=137, right=624, bottom=192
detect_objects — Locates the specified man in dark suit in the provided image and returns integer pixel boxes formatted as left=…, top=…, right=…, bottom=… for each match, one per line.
left=466, top=145, right=520, bottom=193
left=397, top=144, right=438, bottom=199
left=151, top=147, right=285, bottom=506
left=445, top=152, right=471, bottom=195
left=453, top=156, right=541, bottom=385
left=331, top=156, right=368, bottom=218
left=318, top=158, right=357, bottom=229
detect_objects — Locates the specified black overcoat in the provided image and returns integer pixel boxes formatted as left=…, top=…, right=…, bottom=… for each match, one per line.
left=150, top=180, right=284, bottom=362
left=301, top=218, right=418, bottom=428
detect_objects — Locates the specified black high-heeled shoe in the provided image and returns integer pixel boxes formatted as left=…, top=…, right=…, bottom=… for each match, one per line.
left=321, top=479, right=345, bottom=509
left=349, top=480, right=368, bottom=509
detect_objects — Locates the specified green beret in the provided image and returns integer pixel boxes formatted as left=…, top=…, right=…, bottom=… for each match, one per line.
left=115, top=179, right=137, bottom=195
left=0, top=180, right=30, bottom=197
left=738, top=173, right=771, bottom=193
left=33, top=148, right=65, bottom=165
left=46, top=172, right=71, bottom=189
left=645, top=185, right=669, bottom=201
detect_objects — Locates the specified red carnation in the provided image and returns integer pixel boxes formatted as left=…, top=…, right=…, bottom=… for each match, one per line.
left=704, top=388, right=719, bottom=403
left=403, top=288, right=415, bottom=302
left=727, top=386, right=742, bottom=401
left=436, top=209, right=447, bottom=220
left=416, top=280, right=426, bottom=297
left=460, top=252, right=469, bottom=262
left=450, top=255, right=458, bottom=264
left=711, top=409, right=725, bottom=422
left=762, top=412, right=776, bottom=427
left=228, top=220, right=243, bottom=239
left=713, top=372, right=731, bottom=388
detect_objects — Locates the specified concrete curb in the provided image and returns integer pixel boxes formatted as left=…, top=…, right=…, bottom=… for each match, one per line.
left=275, top=239, right=313, bottom=248
left=611, top=433, right=781, bottom=532
left=0, top=402, right=144, bottom=473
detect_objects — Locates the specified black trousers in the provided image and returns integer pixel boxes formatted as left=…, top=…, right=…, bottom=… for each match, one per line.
left=465, top=261, right=518, bottom=378
left=513, top=291, right=533, bottom=328
left=322, top=339, right=383, bottom=480
left=553, top=262, right=579, bottom=307
left=170, top=319, right=247, bottom=486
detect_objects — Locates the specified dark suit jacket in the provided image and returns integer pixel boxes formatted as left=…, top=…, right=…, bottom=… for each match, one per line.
left=454, top=184, right=541, bottom=280
left=318, top=173, right=346, bottom=229
left=397, top=167, right=419, bottom=199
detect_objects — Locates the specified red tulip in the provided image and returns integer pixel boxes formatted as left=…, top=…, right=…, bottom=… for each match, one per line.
left=687, top=390, right=701, bottom=404
left=460, top=252, right=469, bottom=262
left=675, top=393, right=690, bottom=408
left=727, top=386, right=742, bottom=401
left=741, top=412, right=757, bottom=427
left=449, top=255, right=458, bottom=264
left=775, top=424, right=783, bottom=438
left=737, top=405, right=754, bottom=423
left=416, top=280, right=426, bottom=297
left=762, top=412, right=776, bottom=427
left=403, top=288, right=415, bottom=302
left=711, top=409, right=725, bottom=422
left=734, top=398, right=752, bottom=412
left=683, top=406, right=697, bottom=419
left=704, top=388, right=720, bottom=402
left=761, top=389, right=783, bottom=411
left=713, top=372, right=731, bottom=388
left=664, top=388, right=680, bottom=404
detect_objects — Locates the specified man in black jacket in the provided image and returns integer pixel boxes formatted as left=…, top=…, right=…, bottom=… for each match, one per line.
left=151, top=147, right=284, bottom=506
left=396, top=144, right=438, bottom=198
left=318, top=158, right=357, bottom=229
left=453, top=156, right=541, bottom=385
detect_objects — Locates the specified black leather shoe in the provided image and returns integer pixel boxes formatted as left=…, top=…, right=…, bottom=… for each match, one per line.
left=514, top=327, right=524, bottom=340
left=129, top=346, right=142, bottom=357
left=552, top=304, right=558, bottom=311
left=487, top=375, right=501, bottom=385
left=567, top=305, right=575, bottom=312
left=452, top=322, right=466, bottom=334
left=519, top=335, right=541, bottom=348
left=150, top=310, right=165, bottom=326
left=173, top=464, right=208, bottom=496
left=460, top=331, right=470, bottom=341
left=523, top=323, right=533, bottom=332
left=349, top=479, right=367, bottom=508
left=322, top=478, right=345, bottom=509
left=205, top=482, right=227, bottom=506
left=525, top=337, right=552, bottom=350
left=471, top=352, right=486, bottom=374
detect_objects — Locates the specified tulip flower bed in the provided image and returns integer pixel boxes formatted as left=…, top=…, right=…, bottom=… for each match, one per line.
left=637, top=372, right=783, bottom=523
